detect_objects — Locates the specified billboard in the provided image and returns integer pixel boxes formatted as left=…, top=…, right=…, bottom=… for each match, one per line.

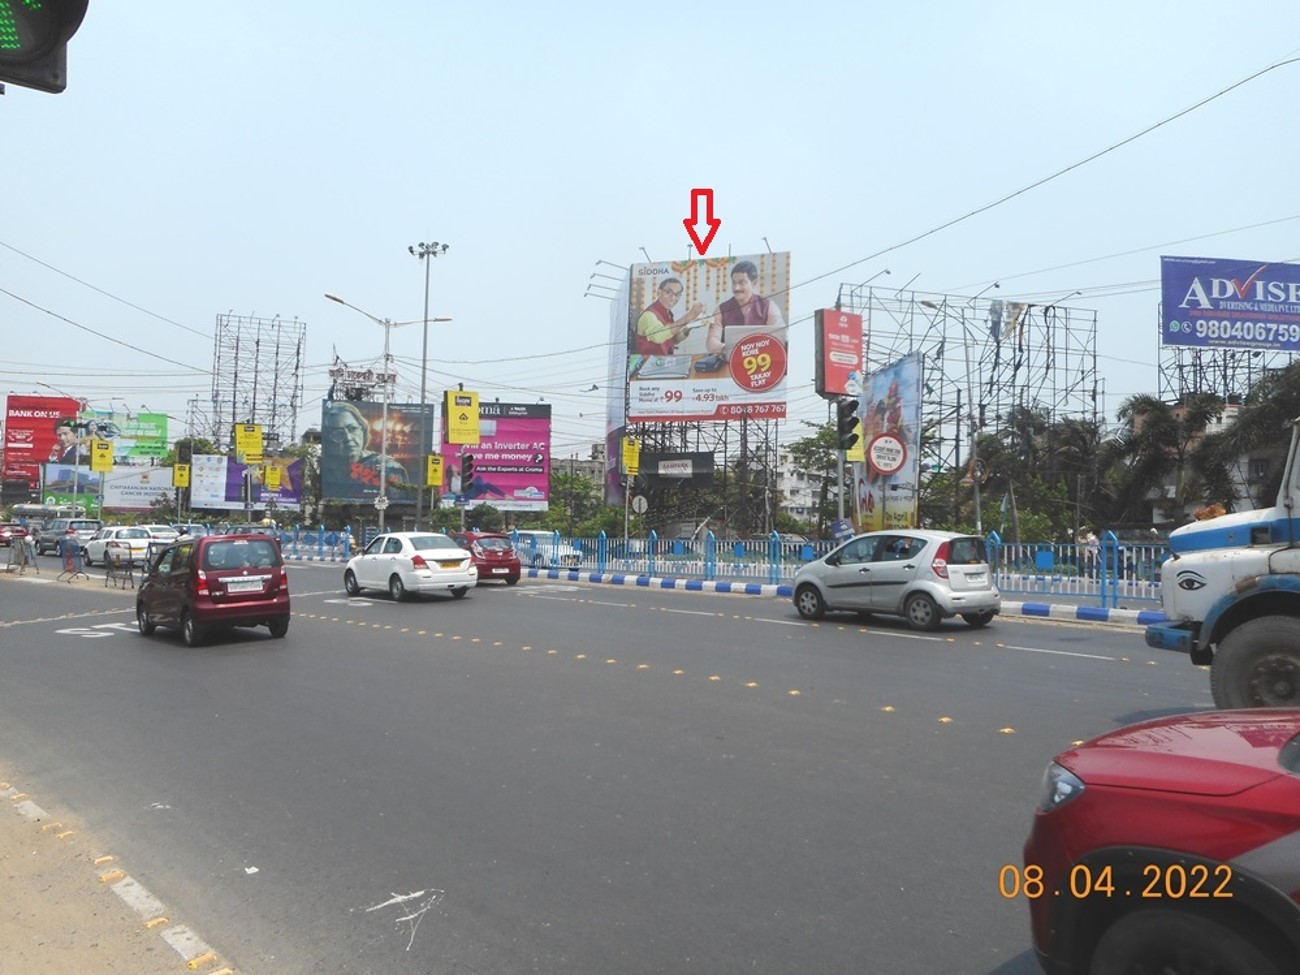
left=1161, top=256, right=1300, bottom=351
left=320, top=400, right=433, bottom=504
left=78, top=409, right=170, bottom=463
left=814, top=309, right=864, bottom=398
left=3, top=394, right=84, bottom=487
left=40, top=464, right=103, bottom=517
left=852, top=352, right=923, bottom=532
left=191, top=455, right=304, bottom=512
left=626, top=253, right=791, bottom=423
left=440, top=402, right=551, bottom=511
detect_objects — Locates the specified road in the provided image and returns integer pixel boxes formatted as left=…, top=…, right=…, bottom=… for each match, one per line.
left=0, top=562, right=1210, bottom=974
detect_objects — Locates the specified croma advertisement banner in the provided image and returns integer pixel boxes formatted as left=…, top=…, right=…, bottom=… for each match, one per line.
left=439, top=402, right=551, bottom=511
left=852, top=352, right=923, bottom=532
left=1161, top=256, right=1300, bottom=351
left=626, top=253, right=791, bottom=423
left=3, top=394, right=84, bottom=487
left=319, top=401, right=432, bottom=504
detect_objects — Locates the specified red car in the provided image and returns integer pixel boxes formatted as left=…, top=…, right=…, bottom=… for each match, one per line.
left=0, top=523, right=29, bottom=547
left=1022, top=709, right=1300, bottom=974
left=449, top=530, right=520, bottom=585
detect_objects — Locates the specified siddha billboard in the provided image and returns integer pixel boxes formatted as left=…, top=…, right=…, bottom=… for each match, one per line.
left=626, top=253, right=791, bottom=423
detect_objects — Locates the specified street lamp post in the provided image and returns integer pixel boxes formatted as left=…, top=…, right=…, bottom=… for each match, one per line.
left=408, top=241, right=450, bottom=529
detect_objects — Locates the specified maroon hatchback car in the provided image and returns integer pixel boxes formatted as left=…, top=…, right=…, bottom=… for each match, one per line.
left=449, top=530, right=521, bottom=585
left=137, top=533, right=290, bottom=646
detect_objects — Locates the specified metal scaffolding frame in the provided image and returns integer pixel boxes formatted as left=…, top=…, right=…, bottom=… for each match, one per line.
left=209, top=314, right=307, bottom=450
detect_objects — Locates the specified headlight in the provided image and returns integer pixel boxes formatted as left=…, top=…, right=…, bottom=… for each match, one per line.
left=1037, top=761, right=1085, bottom=812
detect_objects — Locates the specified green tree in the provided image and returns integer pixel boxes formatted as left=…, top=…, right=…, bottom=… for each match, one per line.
left=784, top=420, right=845, bottom=537
left=1108, top=393, right=1222, bottom=523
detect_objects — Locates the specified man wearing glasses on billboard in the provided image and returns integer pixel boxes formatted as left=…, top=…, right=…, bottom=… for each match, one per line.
left=634, top=277, right=705, bottom=355
left=705, top=260, right=787, bottom=355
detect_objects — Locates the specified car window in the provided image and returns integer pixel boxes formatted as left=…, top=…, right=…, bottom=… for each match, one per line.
left=204, top=539, right=279, bottom=570
left=948, top=537, right=987, bottom=564
left=122, top=528, right=150, bottom=540
left=155, top=548, right=175, bottom=574
left=475, top=536, right=512, bottom=552
left=383, top=537, right=404, bottom=555
left=410, top=535, right=460, bottom=552
left=364, top=536, right=386, bottom=555
left=877, top=535, right=925, bottom=561
left=174, top=543, right=194, bottom=571
left=71, top=520, right=100, bottom=531
left=837, top=537, right=877, bottom=565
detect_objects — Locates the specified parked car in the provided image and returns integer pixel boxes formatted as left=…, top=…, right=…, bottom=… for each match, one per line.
left=343, top=531, right=476, bottom=601
left=791, top=529, right=999, bottom=630
left=1023, top=709, right=1300, bottom=975
left=172, top=523, right=211, bottom=538
left=513, top=530, right=582, bottom=569
left=35, top=517, right=103, bottom=555
left=136, top=532, right=290, bottom=646
left=449, top=530, right=521, bottom=585
left=0, top=523, right=29, bottom=547
left=83, top=526, right=154, bottom=566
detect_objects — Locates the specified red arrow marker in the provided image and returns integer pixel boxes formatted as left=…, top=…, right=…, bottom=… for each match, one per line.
left=683, top=188, right=721, bottom=256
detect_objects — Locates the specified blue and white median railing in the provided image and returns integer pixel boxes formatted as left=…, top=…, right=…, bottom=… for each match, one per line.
left=278, top=526, right=354, bottom=562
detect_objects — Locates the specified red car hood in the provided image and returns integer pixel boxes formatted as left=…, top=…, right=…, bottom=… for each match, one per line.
left=1058, top=709, right=1300, bottom=797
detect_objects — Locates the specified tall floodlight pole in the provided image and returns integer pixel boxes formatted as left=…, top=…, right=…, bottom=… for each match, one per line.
left=408, top=240, right=451, bottom=528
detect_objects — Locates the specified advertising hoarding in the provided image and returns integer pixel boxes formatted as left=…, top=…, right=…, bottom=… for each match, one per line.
left=852, top=352, right=923, bottom=532
left=626, top=253, right=791, bottom=423
left=320, top=400, right=432, bottom=504
left=439, top=402, right=551, bottom=512
left=814, top=309, right=864, bottom=398
left=1160, top=255, right=1300, bottom=351
left=78, top=409, right=170, bottom=463
left=190, top=455, right=304, bottom=512
left=3, top=394, right=84, bottom=487
left=40, top=464, right=102, bottom=517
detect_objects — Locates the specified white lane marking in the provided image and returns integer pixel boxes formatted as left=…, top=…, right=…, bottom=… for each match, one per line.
left=366, top=888, right=445, bottom=952
left=584, top=599, right=632, bottom=607
left=92, top=622, right=138, bottom=632
left=750, top=617, right=807, bottom=626
left=160, top=924, right=215, bottom=962
left=112, top=876, right=166, bottom=918
left=54, top=626, right=114, bottom=638
left=524, top=594, right=573, bottom=602
left=1000, top=643, right=1117, bottom=661
left=661, top=608, right=719, bottom=617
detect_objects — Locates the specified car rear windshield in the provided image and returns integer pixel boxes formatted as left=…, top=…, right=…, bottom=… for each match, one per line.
left=408, top=534, right=462, bottom=552
left=203, top=538, right=281, bottom=570
left=948, top=537, right=987, bottom=564
left=475, top=536, right=512, bottom=551
left=71, top=520, right=101, bottom=531
left=119, top=528, right=150, bottom=539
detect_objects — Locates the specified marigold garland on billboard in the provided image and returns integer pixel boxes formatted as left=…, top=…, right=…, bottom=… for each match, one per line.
left=626, top=253, right=791, bottom=423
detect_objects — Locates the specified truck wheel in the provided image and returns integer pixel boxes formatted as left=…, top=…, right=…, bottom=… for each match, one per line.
left=1211, top=615, right=1300, bottom=709
left=1089, top=909, right=1284, bottom=975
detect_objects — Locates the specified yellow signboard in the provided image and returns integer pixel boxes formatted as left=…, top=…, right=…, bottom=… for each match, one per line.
left=264, top=465, right=282, bottom=491
left=444, top=391, right=480, bottom=445
left=173, top=463, right=191, bottom=488
left=235, top=423, right=264, bottom=465
left=846, top=421, right=866, bottom=463
left=622, top=437, right=641, bottom=476
left=90, top=439, right=114, bottom=473
left=426, top=454, right=444, bottom=489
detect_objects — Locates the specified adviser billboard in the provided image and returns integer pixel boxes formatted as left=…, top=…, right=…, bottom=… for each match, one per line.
left=1161, top=255, right=1300, bottom=351
left=440, top=401, right=551, bottom=512
left=627, top=253, right=791, bottom=423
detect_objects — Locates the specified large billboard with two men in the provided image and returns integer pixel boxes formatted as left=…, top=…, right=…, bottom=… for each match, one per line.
left=626, top=252, right=791, bottom=423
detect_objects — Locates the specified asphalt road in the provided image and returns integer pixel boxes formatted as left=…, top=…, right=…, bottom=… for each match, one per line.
left=0, top=561, right=1213, bottom=974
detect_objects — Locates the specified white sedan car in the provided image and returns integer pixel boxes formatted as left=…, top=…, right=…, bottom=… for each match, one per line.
left=83, top=526, right=154, bottom=566
left=343, top=531, right=477, bottom=601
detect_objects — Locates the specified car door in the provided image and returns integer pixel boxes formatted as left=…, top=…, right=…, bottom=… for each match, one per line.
left=356, top=535, right=387, bottom=588
left=866, top=534, right=928, bottom=612
left=818, top=535, right=880, bottom=610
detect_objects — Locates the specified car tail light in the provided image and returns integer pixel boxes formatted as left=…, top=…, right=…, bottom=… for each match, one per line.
left=279, top=566, right=289, bottom=591
left=411, top=554, right=429, bottom=569
left=931, top=541, right=950, bottom=579
left=471, top=543, right=484, bottom=556
left=196, top=570, right=210, bottom=596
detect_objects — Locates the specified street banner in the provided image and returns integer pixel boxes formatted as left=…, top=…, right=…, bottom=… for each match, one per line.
left=622, top=437, right=640, bottom=476
left=173, top=463, right=191, bottom=488
left=90, top=439, right=114, bottom=473
left=3, top=393, right=83, bottom=488
left=852, top=352, right=923, bottom=532
left=235, top=423, right=264, bottom=465
left=78, top=409, right=170, bottom=463
left=319, top=401, right=428, bottom=504
left=444, top=390, right=481, bottom=445
left=40, top=463, right=102, bottom=517
left=426, top=454, right=443, bottom=489
left=626, top=253, right=791, bottom=423
left=1161, top=255, right=1300, bottom=351
left=814, top=309, right=864, bottom=398
left=191, top=455, right=303, bottom=512
left=439, top=402, right=551, bottom=511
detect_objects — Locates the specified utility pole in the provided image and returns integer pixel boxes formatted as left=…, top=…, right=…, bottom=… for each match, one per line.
left=408, top=241, right=451, bottom=529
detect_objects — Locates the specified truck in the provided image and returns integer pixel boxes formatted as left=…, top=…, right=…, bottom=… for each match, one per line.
left=1145, top=418, right=1300, bottom=709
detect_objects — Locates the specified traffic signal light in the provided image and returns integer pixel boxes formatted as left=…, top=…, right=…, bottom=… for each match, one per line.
left=0, top=0, right=89, bottom=94
left=836, top=397, right=861, bottom=451
left=462, top=453, right=475, bottom=482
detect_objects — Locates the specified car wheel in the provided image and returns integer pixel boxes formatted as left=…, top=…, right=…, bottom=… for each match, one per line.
left=794, top=584, right=826, bottom=620
left=904, top=593, right=941, bottom=631
left=961, top=610, right=995, bottom=629
left=181, top=611, right=204, bottom=647
left=1089, top=909, right=1286, bottom=975
left=1211, top=615, right=1300, bottom=708
left=136, top=603, right=155, bottom=636
left=505, top=576, right=519, bottom=586
left=268, top=617, right=289, bottom=639
left=451, top=587, right=468, bottom=600
left=343, top=569, right=361, bottom=596
left=84, top=552, right=95, bottom=567
left=389, top=574, right=407, bottom=602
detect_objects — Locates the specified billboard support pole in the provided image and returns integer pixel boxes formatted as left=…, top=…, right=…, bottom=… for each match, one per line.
left=836, top=449, right=845, bottom=521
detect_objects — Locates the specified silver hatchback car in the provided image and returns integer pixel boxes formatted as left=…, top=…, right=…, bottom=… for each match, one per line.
left=792, top=530, right=1000, bottom=630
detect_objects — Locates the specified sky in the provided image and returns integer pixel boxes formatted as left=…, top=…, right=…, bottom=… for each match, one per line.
left=4, top=1, right=1300, bottom=463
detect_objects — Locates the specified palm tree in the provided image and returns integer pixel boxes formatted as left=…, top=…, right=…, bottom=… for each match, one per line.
left=1109, top=393, right=1222, bottom=523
